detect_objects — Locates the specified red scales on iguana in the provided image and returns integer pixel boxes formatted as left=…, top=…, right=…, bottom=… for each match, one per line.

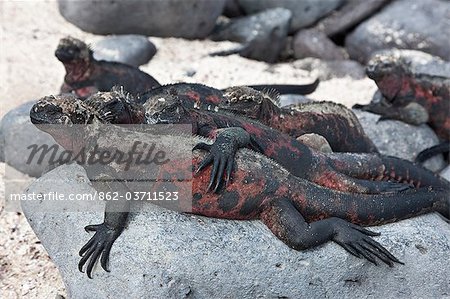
left=138, top=83, right=448, bottom=192
left=221, top=85, right=378, bottom=153
left=55, top=36, right=321, bottom=100
left=30, top=91, right=450, bottom=278
left=354, top=49, right=450, bottom=162
left=55, top=36, right=161, bottom=98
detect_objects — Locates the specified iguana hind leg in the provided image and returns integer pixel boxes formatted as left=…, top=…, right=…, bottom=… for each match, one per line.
left=260, top=198, right=402, bottom=266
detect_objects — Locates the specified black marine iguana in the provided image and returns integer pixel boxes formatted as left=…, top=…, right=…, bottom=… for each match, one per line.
left=221, top=85, right=378, bottom=153
left=56, top=36, right=320, bottom=99
left=353, top=49, right=450, bottom=163
left=30, top=92, right=450, bottom=279
left=137, top=83, right=449, bottom=192
left=55, top=36, right=161, bottom=99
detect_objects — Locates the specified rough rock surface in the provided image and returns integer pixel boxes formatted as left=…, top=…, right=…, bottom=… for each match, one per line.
left=57, top=0, right=226, bottom=39
left=345, top=0, right=450, bottom=63
left=293, top=28, right=347, bottom=60
left=92, top=35, right=157, bottom=67
left=297, top=133, right=332, bottom=153
left=294, top=58, right=366, bottom=80
left=353, top=110, right=446, bottom=172
left=22, top=164, right=450, bottom=298
left=210, top=8, right=292, bottom=63
left=0, top=101, right=63, bottom=177
left=237, top=0, right=344, bottom=32
left=440, top=166, right=450, bottom=182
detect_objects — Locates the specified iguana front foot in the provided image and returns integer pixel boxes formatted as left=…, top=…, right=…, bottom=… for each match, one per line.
left=194, top=141, right=235, bottom=192
left=194, top=127, right=251, bottom=192
left=354, top=101, right=429, bottom=126
left=78, top=223, right=123, bottom=278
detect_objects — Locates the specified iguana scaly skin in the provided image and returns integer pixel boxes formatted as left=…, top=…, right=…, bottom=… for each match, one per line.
left=222, top=85, right=378, bottom=153
left=30, top=92, right=450, bottom=278
left=138, top=83, right=448, bottom=192
left=356, top=50, right=450, bottom=139
left=56, top=36, right=320, bottom=99
left=353, top=50, right=450, bottom=162
left=55, top=36, right=161, bottom=99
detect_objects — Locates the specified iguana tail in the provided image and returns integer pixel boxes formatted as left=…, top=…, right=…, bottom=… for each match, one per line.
left=415, top=141, right=450, bottom=163
left=247, top=79, right=319, bottom=95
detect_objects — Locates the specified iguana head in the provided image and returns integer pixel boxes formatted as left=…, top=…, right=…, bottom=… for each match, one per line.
left=55, top=36, right=94, bottom=83
left=30, top=94, right=91, bottom=126
left=221, top=86, right=280, bottom=121
left=366, top=52, right=406, bottom=101
left=30, top=94, right=93, bottom=152
left=31, top=90, right=146, bottom=152
left=55, top=36, right=93, bottom=64
left=31, top=89, right=145, bottom=127
left=83, top=87, right=146, bottom=124
left=143, top=95, right=192, bottom=124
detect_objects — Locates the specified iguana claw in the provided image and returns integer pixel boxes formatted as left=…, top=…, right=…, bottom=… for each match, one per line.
left=332, top=220, right=403, bottom=267
left=79, top=223, right=121, bottom=278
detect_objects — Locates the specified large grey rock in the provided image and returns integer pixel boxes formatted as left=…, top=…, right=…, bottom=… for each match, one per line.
left=353, top=110, right=446, bottom=172
left=293, top=28, right=347, bottom=60
left=345, top=0, right=450, bottom=63
left=440, top=165, right=450, bottom=182
left=210, top=8, right=292, bottom=63
left=23, top=164, right=450, bottom=298
left=237, top=0, right=344, bottom=32
left=0, top=101, right=64, bottom=177
left=294, top=58, right=366, bottom=80
left=314, top=0, right=391, bottom=37
left=92, top=35, right=157, bottom=67
left=58, top=0, right=226, bottom=39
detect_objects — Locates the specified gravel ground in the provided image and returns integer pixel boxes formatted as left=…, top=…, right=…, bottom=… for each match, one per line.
left=0, top=1, right=378, bottom=298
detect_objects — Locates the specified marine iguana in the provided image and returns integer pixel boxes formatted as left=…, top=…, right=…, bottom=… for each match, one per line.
left=221, top=85, right=378, bottom=153
left=30, top=92, right=450, bottom=279
left=138, top=83, right=448, bottom=192
left=55, top=36, right=161, bottom=99
left=56, top=36, right=320, bottom=99
left=353, top=49, right=450, bottom=162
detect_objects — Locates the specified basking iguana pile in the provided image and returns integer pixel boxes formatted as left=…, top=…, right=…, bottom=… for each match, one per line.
left=139, top=83, right=447, bottom=191
left=26, top=36, right=449, bottom=280
left=30, top=89, right=450, bottom=278
left=56, top=36, right=320, bottom=99
left=353, top=49, right=450, bottom=163
left=221, top=85, right=378, bottom=153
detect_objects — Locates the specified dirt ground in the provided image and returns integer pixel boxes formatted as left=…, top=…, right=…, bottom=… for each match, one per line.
left=0, top=1, right=378, bottom=298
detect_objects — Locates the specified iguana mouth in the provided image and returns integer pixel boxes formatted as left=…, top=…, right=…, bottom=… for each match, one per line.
left=55, top=48, right=74, bottom=63
left=30, top=113, right=73, bottom=126
left=30, top=113, right=47, bottom=125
